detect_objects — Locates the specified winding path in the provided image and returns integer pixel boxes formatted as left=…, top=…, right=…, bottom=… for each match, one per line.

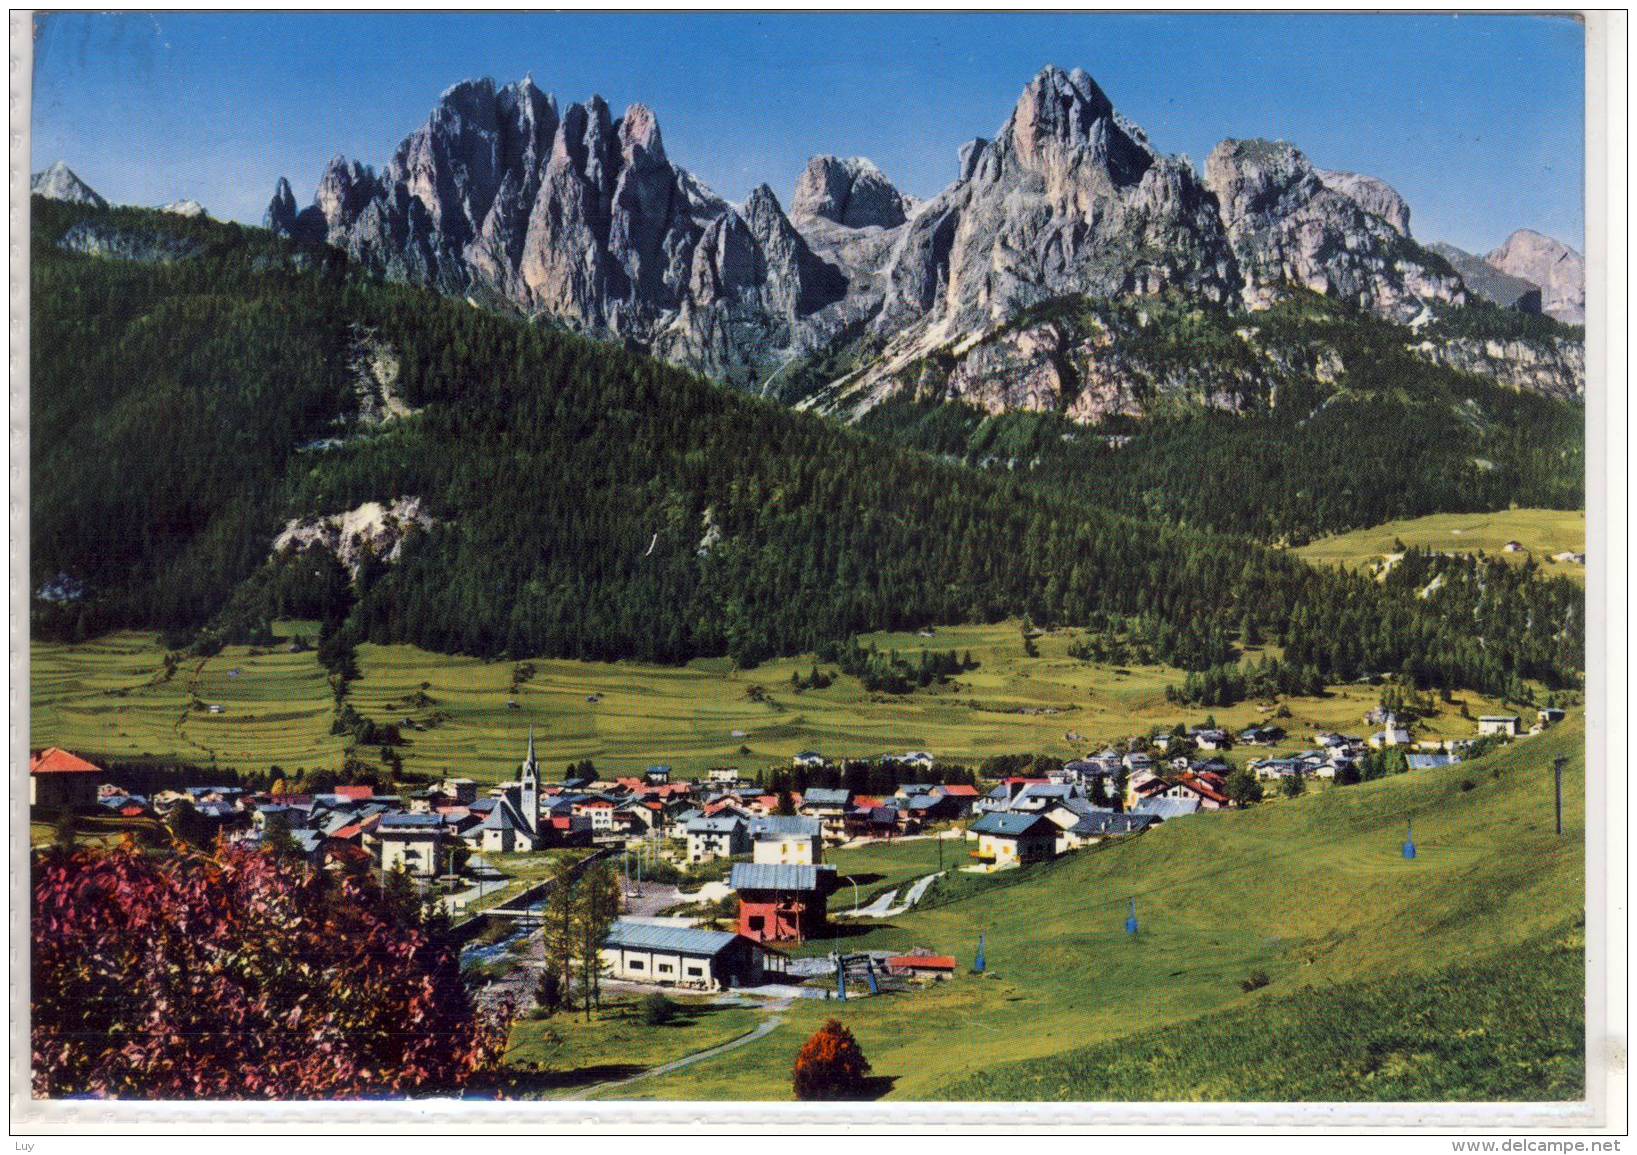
left=580, top=998, right=794, bottom=1098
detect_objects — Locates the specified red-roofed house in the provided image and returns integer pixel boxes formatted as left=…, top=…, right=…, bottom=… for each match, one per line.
left=333, top=785, right=374, bottom=802
left=30, top=748, right=103, bottom=811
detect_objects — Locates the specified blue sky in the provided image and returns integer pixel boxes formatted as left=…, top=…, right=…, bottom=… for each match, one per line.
left=31, top=12, right=1584, bottom=253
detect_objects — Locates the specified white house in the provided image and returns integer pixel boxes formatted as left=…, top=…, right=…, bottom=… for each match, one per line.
left=1478, top=715, right=1522, bottom=737
left=749, top=815, right=823, bottom=865
left=686, top=815, right=750, bottom=863
left=599, top=921, right=782, bottom=991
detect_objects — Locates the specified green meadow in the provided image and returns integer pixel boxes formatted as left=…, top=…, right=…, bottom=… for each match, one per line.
left=1295, top=509, right=1586, bottom=583
left=601, top=720, right=1585, bottom=1101
left=31, top=621, right=1518, bottom=782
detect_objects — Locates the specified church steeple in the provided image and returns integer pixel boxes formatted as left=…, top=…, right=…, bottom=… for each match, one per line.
left=519, top=726, right=540, bottom=839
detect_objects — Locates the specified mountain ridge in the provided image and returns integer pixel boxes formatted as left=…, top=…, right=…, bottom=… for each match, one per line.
left=255, top=66, right=1584, bottom=407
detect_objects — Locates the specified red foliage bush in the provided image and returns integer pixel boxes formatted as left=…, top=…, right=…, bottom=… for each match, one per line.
left=31, top=841, right=511, bottom=1099
left=792, top=1017, right=872, bottom=1100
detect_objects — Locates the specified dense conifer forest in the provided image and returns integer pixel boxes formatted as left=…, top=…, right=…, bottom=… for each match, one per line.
left=30, top=200, right=1583, bottom=697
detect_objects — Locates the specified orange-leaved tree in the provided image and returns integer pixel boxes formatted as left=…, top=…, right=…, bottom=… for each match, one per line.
left=792, top=1017, right=871, bottom=1100
left=32, top=840, right=512, bottom=1099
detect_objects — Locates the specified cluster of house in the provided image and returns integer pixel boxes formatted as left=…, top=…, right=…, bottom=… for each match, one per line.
left=679, top=779, right=980, bottom=863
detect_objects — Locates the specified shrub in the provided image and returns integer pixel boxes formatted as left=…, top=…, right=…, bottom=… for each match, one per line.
left=32, top=841, right=512, bottom=1098
left=1241, top=970, right=1272, bottom=993
left=792, top=1018, right=872, bottom=1100
left=639, top=993, right=679, bottom=1026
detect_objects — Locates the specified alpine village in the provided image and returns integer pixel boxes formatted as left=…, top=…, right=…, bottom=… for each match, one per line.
left=30, top=60, right=1587, bottom=1104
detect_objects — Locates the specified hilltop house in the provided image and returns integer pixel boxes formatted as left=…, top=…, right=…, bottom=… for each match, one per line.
left=29, top=748, right=103, bottom=812
left=968, top=811, right=1058, bottom=867
left=730, top=862, right=838, bottom=943
left=600, top=921, right=784, bottom=991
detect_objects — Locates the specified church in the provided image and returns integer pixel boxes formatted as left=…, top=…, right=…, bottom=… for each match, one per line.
left=473, top=729, right=546, bottom=853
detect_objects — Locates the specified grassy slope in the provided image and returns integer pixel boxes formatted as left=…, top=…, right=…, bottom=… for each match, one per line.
left=1295, top=509, right=1586, bottom=584
left=609, top=720, right=1584, bottom=1101
left=31, top=621, right=1518, bottom=781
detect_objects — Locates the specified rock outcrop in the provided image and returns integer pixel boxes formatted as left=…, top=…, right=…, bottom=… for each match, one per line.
left=1412, top=333, right=1583, bottom=400
left=31, top=162, right=106, bottom=209
left=159, top=199, right=209, bottom=219
left=1205, top=139, right=1464, bottom=324
left=1426, top=242, right=1542, bottom=313
left=1486, top=229, right=1585, bottom=325
left=1315, top=168, right=1411, bottom=236
left=791, top=156, right=908, bottom=229
left=272, top=497, right=435, bottom=576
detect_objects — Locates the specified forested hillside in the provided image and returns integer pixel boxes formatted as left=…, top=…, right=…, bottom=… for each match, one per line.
left=30, top=201, right=1582, bottom=696
left=857, top=293, right=1584, bottom=545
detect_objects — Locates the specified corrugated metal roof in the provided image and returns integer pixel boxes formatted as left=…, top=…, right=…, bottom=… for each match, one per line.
left=1134, top=797, right=1201, bottom=820
left=730, top=863, right=835, bottom=892
left=801, top=788, right=852, bottom=805
left=603, top=920, right=741, bottom=957
left=970, top=811, right=1053, bottom=836
left=750, top=815, right=821, bottom=837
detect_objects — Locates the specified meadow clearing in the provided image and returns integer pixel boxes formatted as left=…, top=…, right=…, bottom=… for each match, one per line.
left=598, top=720, right=1584, bottom=1101
left=1294, top=508, right=1586, bottom=583
left=31, top=621, right=1524, bottom=782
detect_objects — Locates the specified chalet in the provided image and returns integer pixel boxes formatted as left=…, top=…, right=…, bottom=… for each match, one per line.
left=1478, top=715, right=1522, bottom=738
left=29, top=748, right=103, bottom=811
left=792, top=751, right=826, bottom=770
left=968, top=811, right=1057, bottom=867
left=706, top=768, right=744, bottom=786
left=730, top=862, right=839, bottom=943
left=645, top=765, right=673, bottom=785
left=799, top=787, right=854, bottom=837
left=375, top=813, right=448, bottom=878
left=600, top=920, right=783, bottom=991
left=1064, top=810, right=1158, bottom=848
left=1122, top=752, right=1153, bottom=774
left=896, top=751, right=936, bottom=771
left=1190, top=728, right=1231, bottom=752
left=1176, top=773, right=1232, bottom=810
left=844, top=802, right=900, bottom=839
left=1133, top=796, right=1201, bottom=820
left=931, top=783, right=979, bottom=819
left=750, top=815, right=824, bottom=865
left=1010, top=782, right=1085, bottom=814
left=1405, top=753, right=1463, bottom=770
left=1237, top=725, right=1286, bottom=746
left=1370, top=728, right=1411, bottom=748
left=571, top=795, right=620, bottom=832
left=686, top=815, right=750, bottom=863
left=885, top=954, right=958, bottom=980
left=439, top=778, right=479, bottom=804
left=253, top=804, right=305, bottom=833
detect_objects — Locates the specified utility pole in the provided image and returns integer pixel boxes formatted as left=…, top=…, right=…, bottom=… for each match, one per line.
left=1553, top=756, right=1565, bottom=836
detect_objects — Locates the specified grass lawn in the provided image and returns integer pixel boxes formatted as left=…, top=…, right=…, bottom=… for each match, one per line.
left=610, top=720, right=1584, bottom=1101
left=31, top=620, right=1523, bottom=783
left=1294, top=509, right=1586, bottom=584
left=825, top=835, right=963, bottom=911
left=501, top=995, right=764, bottom=1098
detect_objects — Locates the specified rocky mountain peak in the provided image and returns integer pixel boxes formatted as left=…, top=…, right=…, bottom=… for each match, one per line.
left=1486, top=229, right=1585, bottom=325
left=31, top=161, right=107, bottom=209
left=1206, top=138, right=1463, bottom=322
left=1002, top=65, right=1149, bottom=184
left=1315, top=168, right=1412, bottom=237
left=791, top=155, right=908, bottom=229
left=617, top=103, right=666, bottom=167
left=265, top=177, right=299, bottom=233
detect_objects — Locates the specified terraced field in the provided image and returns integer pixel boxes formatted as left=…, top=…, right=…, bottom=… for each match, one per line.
left=32, top=621, right=1519, bottom=781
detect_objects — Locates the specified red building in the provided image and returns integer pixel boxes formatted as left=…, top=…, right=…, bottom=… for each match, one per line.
left=729, top=863, right=838, bottom=944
